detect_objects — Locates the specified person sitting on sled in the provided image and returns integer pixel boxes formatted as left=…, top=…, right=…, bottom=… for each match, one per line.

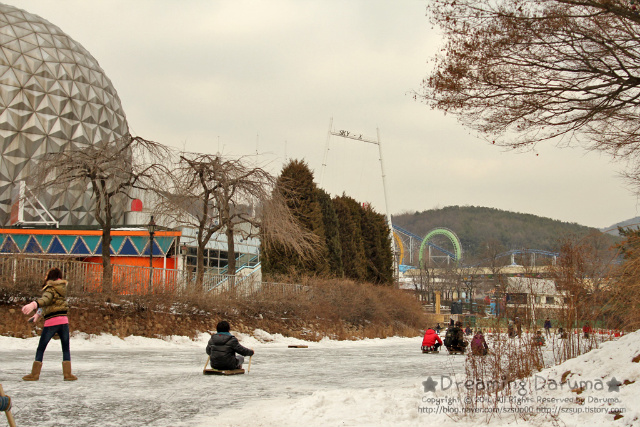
left=470, top=329, right=489, bottom=356
left=533, top=330, right=546, bottom=346
left=444, top=321, right=468, bottom=353
left=421, top=327, right=443, bottom=352
left=206, top=321, right=254, bottom=370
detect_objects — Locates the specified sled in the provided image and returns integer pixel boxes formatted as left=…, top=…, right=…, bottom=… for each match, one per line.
left=203, top=355, right=249, bottom=375
left=288, top=345, right=308, bottom=348
left=421, top=346, right=440, bottom=354
left=203, top=368, right=245, bottom=376
left=0, top=384, right=16, bottom=427
left=446, top=347, right=466, bottom=355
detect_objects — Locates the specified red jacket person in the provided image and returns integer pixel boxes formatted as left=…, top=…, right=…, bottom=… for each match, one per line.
left=421, top=328, right=443, bottom=351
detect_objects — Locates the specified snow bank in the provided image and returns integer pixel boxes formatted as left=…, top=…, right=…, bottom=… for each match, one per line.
left=0, top=332, right=208, bottom=351
left=235, top=328, right=421, bottom=348
left=0, top=328, right=420, bottom=352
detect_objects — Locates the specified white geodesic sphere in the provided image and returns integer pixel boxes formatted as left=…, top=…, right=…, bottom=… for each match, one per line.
left=0, top=3, right=129, bottom=226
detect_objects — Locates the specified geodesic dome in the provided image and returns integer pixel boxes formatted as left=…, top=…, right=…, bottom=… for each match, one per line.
left=0, top=2, right=129, bottom=226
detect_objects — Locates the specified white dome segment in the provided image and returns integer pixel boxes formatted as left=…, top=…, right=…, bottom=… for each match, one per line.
left=0, top=2, right=129, bottom=226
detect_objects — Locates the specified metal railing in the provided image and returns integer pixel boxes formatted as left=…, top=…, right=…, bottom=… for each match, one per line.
left=0, top=256, right=183, bottom=295
left=0, top=255, right=305, bottom=298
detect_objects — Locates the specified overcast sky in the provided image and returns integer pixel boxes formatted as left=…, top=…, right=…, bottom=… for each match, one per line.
left=5, top=0, right=639, bottom=229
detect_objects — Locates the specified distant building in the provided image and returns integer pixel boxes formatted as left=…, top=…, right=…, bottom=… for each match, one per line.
left=504, top=276, right=566, bottom=322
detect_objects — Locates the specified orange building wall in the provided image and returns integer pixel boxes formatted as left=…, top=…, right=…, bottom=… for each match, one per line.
left=84, top=256, right=176, bottom=270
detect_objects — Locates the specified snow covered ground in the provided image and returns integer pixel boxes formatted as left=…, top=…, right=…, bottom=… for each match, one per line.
left=0, top=329, right=638, bottom=427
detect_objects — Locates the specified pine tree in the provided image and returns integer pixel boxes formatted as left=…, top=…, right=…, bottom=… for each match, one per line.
left=317, top=188, right=343, bottom=277
left=361, top=205, right=393, bottom=285
left=262, top=159, right=329, bottom=276
left=333, top=195, right=367, bottom=281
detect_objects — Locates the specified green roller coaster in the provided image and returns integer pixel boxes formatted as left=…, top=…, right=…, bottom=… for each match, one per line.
left=418, top=228, right=463, bottom=267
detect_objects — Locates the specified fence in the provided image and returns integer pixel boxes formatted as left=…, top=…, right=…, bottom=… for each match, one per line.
left=0, top=256, right=180, bottom=294
left=0, top=256, right=304, bottom=298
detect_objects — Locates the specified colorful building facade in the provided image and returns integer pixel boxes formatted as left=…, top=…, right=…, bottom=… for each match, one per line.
left=0, top=227, right=181, bottom=269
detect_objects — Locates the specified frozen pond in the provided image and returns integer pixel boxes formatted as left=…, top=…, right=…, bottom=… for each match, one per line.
left=1, top=335, right=466, bottom=427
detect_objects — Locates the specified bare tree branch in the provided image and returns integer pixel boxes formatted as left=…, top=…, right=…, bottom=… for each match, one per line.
left=30, top=135, right=170, bottom=292
left=422, top=0, right=640, bottom=172
left=154, top=152, right=318, bottom=289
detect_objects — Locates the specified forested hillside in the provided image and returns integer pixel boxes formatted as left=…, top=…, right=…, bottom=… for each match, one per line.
left=392, top=206, right=620, bottom=262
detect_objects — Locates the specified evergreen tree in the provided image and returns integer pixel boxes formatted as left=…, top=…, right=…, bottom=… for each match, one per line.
left=333, top=195, right=367, bottom=281
left=262, top=159, right=328, bottom=276
left=317, top=188, right=343, bottom=277
left=361, top=206, right=394, bottom=285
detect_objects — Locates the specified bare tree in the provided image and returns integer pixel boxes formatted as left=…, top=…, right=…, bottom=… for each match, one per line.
left=611, top=227, right=640, bottom=329
left=156, top=153, right=318, bottom=289
left=31, top=135, right=169, bottom=292
left=550, top=235, right=617, bottom=331
left=411, top=266, right=438, bottom=304
left=422, top=0, right=640, bottom=174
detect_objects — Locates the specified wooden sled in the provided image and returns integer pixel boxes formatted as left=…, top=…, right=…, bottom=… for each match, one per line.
left=288, top=345, right=308, bottom=348
left=446, top=347, right=466, bottom=355
left=0, top=383, right=16, bottom=427
left=203, top=368, right=245, bottom=376
left=203, top=356, right=249, bottom=375
left=421, top=346, right=440, bottom=354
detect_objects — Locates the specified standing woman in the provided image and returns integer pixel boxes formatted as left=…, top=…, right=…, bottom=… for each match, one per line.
left=21, top=267, right=77, bottom=381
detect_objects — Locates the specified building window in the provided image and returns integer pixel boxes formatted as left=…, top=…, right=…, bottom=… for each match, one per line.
left=185, top=246, right=240, bottom=273
left=506, top=293, right=527, bottom=304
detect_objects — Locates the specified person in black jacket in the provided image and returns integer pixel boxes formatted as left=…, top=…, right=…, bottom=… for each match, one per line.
left=206, top=321, right=254, bottom=370
left=444, top=321, right=467, bottom=353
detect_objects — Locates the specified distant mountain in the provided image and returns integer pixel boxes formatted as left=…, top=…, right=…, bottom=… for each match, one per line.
left=601, top=217, right=640, bottom=236
left=392, top=206, right=621, bottom=263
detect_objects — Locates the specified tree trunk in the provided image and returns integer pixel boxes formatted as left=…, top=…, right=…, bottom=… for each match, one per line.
left=101, top=228, right=113, bottom=294
left=196, top=242, right=206, bottom=291
left=225, top=228, right=238, bottom=290
left=226, top=227, right=236, bottom=276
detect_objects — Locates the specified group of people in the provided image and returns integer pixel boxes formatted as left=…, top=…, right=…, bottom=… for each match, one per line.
left=19, top=268, right=253, bottom=382
left=507, top=318, right=523, bottom=338
left=422, top=317, right=602, bottom=356
left=421, top=317, right=572, bottom=356
left=421, top=321, right=488, bottom=356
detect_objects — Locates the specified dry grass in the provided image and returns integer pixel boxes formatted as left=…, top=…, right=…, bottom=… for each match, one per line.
left=0, top=274, right=427, bottom=341
left=457, top=333, right=546, bottom=423
left=200, top=277, right=427, bottom=340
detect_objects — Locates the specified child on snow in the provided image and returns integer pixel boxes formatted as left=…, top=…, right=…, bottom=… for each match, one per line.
left=583, top=323, right=591, bottom=339
left=206, top=321, right=254, bottom=370
left=421, top=327, right=443, bottom=352
left=558, top=327, right=568, bottom=339
left=21, top=267, right=77, bottom=381
left=470, top=330, right=489, bottom=356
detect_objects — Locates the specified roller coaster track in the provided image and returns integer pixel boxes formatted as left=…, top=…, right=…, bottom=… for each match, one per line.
left=464, top=249, right=559, bottom=268
left=393, top=225, right=457, bottom=262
